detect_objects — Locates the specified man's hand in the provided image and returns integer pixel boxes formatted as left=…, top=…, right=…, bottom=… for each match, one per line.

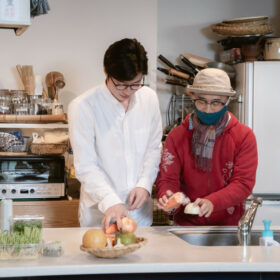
left=127, top=187, right=149, bottom=210
left=102, top=203, right=129, bottom=232
left=193, top=198, right=214, bottom=218
left=157, top=190, right=174, bottom=210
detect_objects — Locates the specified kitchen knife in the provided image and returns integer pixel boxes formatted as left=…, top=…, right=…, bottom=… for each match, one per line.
left=158, top=54, right=177, bottom=69
left=175, top=65, right=195, bottom=76
left=157, top=67, right=190, bottom=80
left=180, top=55, right=200, bottom=74
left=165, top=78, right=187, bottom=87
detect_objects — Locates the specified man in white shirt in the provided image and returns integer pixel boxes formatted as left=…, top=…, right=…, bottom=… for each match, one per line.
left=68, top=38, right=162, bottom=231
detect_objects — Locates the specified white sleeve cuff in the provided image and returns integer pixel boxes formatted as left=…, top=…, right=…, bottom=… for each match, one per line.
left=136, top=178, right=153, bottom=196
left=98, top=192, right=124, bottom=213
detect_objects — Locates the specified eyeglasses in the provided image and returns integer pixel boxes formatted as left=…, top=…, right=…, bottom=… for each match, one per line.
left=110, top=76, right=145, bottom=90
left=193, top=98, right=230, bottom=110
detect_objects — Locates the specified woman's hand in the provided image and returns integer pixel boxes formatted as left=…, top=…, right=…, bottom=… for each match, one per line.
left=157, top=190, right=174, bottom=210
left=193, top=198, right=214, bottom=218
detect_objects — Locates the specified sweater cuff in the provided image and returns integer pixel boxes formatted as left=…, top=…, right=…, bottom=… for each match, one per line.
left=98, top=193, right=124, bottom=213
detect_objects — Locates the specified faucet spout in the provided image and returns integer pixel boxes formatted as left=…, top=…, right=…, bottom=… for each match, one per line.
left=238, top=197, right=262, bottom=246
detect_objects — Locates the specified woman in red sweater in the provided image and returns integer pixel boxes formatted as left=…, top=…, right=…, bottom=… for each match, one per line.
left=156, top=68, right=258, bottom=226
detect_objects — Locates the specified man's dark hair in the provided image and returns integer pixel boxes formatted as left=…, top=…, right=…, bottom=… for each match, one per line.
left=104, top=38, right=148, bottom=81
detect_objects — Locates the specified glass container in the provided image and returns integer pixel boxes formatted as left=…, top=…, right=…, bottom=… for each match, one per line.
left=0, top=93, right=11, bottom=114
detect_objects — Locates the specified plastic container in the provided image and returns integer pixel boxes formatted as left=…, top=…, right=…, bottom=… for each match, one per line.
left=0, top=243, right=42, bottom=260
left=43, top=241, right=63, bottom=257
left=12, top=215, right=44, bottom=234
left=0, top=215, right=44, bottom=260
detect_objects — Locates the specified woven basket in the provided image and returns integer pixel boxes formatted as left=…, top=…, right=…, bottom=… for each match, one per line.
left=212, top=23, right=272, bottom=36
left=222, top=16, right=268, bottom=25
left=80, top=237, right=147, bottom=258
left=30, top=143, right=68, bottom=155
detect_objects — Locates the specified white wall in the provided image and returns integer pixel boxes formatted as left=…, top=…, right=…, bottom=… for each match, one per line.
left=157, top=0, right=280, bottom=126
left=1, top=0, right=280, bottom=127
left=0, top=0, right=157, bottom=111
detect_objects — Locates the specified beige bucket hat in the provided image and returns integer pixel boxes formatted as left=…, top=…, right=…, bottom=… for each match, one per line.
left=186, top=68, right=236, bottom=96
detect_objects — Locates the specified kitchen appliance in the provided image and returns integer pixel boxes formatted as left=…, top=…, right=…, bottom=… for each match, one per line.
left=0, top=155, right=65, bottom=199
left=235, top=61, right=280, bottom=195
left=235, top=61, right=280, bottom=224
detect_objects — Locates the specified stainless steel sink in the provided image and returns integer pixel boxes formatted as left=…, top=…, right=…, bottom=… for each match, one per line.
left=169, top=227, right=280, bottom=246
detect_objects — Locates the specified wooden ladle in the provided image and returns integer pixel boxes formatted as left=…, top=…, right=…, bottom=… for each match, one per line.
left=45, top=72, right=65, bottom=100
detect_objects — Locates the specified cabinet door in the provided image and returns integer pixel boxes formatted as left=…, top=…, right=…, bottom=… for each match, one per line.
left=253, top=61, right=280, bottom=194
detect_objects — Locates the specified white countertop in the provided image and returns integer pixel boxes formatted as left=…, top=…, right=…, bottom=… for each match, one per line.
left=1, top=226, right=280, bottom=278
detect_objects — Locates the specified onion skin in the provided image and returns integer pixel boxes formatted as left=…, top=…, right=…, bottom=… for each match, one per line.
left=105, top=217, right=137, bottom=234
left=82, top=229, right=107, bottom=249
left=105, top=222, right=119, bottom=234
left=121, top=217, right=137, bottom=233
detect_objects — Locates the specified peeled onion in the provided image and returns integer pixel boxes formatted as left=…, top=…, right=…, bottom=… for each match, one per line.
left=184, top=203, right=200, bottom=215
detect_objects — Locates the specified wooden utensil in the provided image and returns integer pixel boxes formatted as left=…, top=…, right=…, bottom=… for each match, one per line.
left=183, top=53, right=213, bottom=68
left=46, top=72, right=65, bottom=100
left=21, top=65, right=35, bottom=95
left=16, top=65, right=23, bottom=81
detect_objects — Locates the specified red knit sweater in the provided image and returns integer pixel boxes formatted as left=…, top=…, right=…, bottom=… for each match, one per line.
left=156, top=112, right=258, bottom=226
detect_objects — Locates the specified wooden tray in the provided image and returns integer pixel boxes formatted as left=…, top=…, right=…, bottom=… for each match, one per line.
left=0, top=114, right=67, bottom=123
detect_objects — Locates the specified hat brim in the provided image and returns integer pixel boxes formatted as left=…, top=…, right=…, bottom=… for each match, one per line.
left=186, top=86, right=236, bottom=97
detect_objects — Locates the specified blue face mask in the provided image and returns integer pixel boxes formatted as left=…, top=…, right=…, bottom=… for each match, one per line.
left=195, top=105, right=227, bottom=125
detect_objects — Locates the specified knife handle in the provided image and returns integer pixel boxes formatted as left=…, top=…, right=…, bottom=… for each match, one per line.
left=158, top=54, right=176, bottom=69
left=169, top=69, right=190, bottom=80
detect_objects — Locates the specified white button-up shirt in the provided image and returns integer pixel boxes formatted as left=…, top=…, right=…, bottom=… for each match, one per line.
left=68, top=83, right=162, bottom=226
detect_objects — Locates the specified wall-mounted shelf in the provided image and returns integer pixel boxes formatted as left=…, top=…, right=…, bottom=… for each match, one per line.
left=0, top=24, right=29, bottom=36
left=0, top=123, right=68, bottom=129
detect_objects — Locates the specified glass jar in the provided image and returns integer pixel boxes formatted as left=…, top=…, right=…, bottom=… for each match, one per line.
left=52, top=99, right=64, bottom=115
left=14, top=102, right=29, bottom=115
left=0, top=94, right=11, bottom=115
left=10, top=90, right=28, bottom=114
left=29, top=97, right=42, bottom=115
left=41, top=98, right=52, bottom=114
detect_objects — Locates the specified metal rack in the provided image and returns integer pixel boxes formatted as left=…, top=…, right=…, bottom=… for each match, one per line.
left=166, top=93, right=193, bottom=126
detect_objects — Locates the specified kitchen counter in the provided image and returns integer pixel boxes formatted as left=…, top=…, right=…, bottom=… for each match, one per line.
left=1, top=226, right=280, bottom=278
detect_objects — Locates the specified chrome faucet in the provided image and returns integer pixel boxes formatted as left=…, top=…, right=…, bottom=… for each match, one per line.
left=238, top=197, right=262, bottom=246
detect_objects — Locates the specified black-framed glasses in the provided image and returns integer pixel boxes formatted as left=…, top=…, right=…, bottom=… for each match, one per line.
left=110, top=76, right=146, bottom=90
left=193, top=98, right=230, bottom=110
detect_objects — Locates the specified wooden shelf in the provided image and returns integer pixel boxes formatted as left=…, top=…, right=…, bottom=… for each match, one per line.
left=0, top=123, right=68, bottom=129
left=0, top=114, right=67, bottom=123
left=0, top=24, right=29, bottom=36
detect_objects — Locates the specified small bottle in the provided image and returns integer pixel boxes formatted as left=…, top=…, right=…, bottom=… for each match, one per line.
left=259, top=220, right=276, bottom=246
